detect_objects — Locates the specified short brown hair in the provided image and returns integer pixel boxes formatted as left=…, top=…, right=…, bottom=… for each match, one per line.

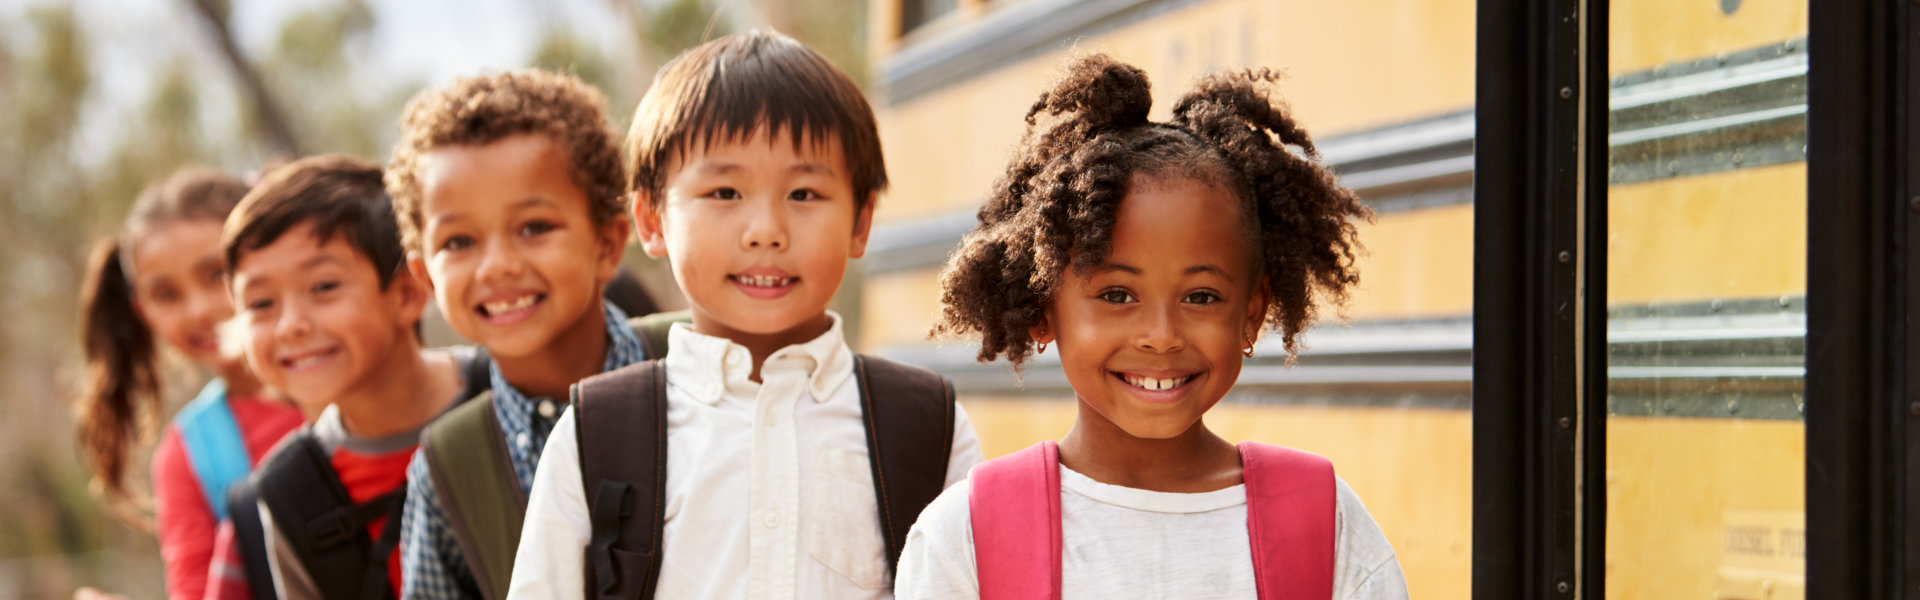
left=223, top=155, right=405, bottom=289
left=385, top=69, right=625, bottom=252
left=627, top=30, right=886, bottom=211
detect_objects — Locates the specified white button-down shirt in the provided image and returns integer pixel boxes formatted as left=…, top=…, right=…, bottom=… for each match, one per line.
left=508, top=313, right=983, bottom=599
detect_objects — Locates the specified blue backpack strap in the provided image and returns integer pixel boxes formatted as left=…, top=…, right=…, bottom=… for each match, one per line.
left=175, top=379, right=251, bottom=522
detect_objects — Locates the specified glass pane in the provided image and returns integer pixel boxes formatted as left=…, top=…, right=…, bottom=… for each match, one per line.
left=1606, top=1, right=1808, bottom=598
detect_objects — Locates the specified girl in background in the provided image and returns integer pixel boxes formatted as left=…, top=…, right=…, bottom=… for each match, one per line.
left=74, top=167, right=303, bottom=600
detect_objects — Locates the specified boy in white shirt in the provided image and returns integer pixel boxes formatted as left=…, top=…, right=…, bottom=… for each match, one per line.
left=507, top=30, right=983, bottom=599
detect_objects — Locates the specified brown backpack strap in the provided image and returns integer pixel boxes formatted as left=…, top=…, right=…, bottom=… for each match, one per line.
left=573, top=360, right=668, bottom=600
left=853, top=354, right=957, bottom=580
left=421, top=393, right=525, bottom=600
left=628, top=310, right=691, bottom=360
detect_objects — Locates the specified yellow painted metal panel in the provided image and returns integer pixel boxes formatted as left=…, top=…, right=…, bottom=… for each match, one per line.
left=1607, top=163, right=1808, bottom=305
left=1605, top=416, right=1805, bottom=600
left=1609, top=1, right=1808, bottom=75
left=1347, top=204, right=1474, bottom=320
left=859, top=269, right=945, bottom=349
left=874, top=0, right=1474, bottom=223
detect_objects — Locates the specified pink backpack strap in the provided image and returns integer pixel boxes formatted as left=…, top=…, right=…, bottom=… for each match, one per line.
left=1239, top=442, right=1337, bottom=600
left=969, top=441, right=1063, bottom=600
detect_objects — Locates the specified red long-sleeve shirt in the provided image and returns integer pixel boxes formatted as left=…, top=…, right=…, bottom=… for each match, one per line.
left=151, top=394, right=302, bottom=600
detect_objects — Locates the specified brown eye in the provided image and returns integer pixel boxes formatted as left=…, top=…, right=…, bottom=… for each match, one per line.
left=1185, top=291, right=1222, bottom=305
left=520, top=221, right=557, bottom=237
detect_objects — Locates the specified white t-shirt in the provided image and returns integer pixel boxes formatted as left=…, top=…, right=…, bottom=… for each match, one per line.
left=895, top=463, right=1408, bottom=599
left=508, top=314, right=984, bottom=599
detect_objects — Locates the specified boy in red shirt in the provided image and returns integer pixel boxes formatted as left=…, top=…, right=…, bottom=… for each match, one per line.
left=206, top=155, right=470, bottom=599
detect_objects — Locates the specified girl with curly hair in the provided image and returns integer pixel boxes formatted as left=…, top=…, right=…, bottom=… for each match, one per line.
left=895, top=55, right=1407, bottom=599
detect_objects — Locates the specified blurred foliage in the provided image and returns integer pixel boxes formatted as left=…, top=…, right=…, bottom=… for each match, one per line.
left=260, top=0, right=405, bottom=160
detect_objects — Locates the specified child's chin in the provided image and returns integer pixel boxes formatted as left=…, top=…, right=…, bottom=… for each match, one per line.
left=716, top=308, right=826, bottom=335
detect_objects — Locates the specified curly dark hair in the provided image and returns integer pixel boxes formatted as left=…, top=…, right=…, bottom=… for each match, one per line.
left=385, top=69, right=626, bottom=253
left=932, top=54, right=1370, bottom=367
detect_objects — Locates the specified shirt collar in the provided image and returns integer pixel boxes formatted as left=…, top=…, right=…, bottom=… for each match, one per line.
left=664, top=311, right=853, bottom=406
left=490, top=300, right=648, bottom=418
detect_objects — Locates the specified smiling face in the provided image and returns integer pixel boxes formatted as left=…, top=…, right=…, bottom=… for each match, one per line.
left=634, top=127, right=873, bottom=346
left=411, top=133, right=627, bottom=358
left=1032, top=174, right=1268, bottom=440
left=230, top=223, right=424, bottom=409
left=129, top=219, right=242, bottom=370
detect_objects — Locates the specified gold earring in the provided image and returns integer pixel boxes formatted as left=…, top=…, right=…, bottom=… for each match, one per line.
left=1244, top=342, right=1256, bottom=357
left=1037, top=341, right=1048, bottom=355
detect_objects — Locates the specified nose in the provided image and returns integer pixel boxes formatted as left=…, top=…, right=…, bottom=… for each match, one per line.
left=740, top=198, right=790, bottom=251
left=187, top=285, right=233, bottom=330
left=275, top=298, right=313, bottom=342
left=475, top=239, right=527, bottom=284
left=1134, top=304, right=1186, bottom=354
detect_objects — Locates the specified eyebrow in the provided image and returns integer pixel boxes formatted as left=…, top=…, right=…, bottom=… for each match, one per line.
left=235, top=253, right=347, bottom=290
left=690, top=161, right=839, bottom=178
left=427, top=196, right=558, bottom=226
left=1090, top=262, right=1237, bottom=281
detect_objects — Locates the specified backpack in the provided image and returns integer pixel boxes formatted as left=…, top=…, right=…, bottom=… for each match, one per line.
left=175, top=380, right=248, bottom=522
left=968, top=441, right=1336, bottom=600
left=416, top=311, right=684, bottom=600
left=568, top=348, right=956, bottom=599
left=226, top=345, right=493, bottom=600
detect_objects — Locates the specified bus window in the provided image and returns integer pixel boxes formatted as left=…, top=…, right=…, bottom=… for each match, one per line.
left=1606, top=2, right=1809, bottom=597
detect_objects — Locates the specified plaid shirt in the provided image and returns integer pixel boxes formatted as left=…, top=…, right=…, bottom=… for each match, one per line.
left=400, top=301, right=647, bottom=599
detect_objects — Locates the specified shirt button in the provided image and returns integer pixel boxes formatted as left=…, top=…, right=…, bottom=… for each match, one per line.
left=516, top=432, right=530, bottom=449
left=537, top=399, right=557, bottom=419
left=761, top=510, right=780, bottom=529
left=763, top=409, right=778, bottom=427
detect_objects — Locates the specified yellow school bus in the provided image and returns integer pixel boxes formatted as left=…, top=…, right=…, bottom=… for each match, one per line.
left=853, top=1, right=1808, bottom=598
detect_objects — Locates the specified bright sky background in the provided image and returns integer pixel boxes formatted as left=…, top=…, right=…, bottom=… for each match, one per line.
left=2, top=0, right=637, bottom=166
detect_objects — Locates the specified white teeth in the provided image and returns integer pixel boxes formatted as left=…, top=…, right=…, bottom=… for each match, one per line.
left=483, top=294, right=538, bottom=315
left=1123, top=374, right=1192, bottom=391
left=735, top=275, right=791, bottom=287
left=287, top=354, right=325, bottom=370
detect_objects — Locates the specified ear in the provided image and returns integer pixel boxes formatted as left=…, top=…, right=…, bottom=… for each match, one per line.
left=596, top=213, right=632, bottom=283
left=632, top=191, right=670, bottom=258
left=1028, top=312, right=1056, bottom=347
left=1243, top=276, right=1272, bottom=347
left=406, top=252, right=435, bottom=295
left=847, top=197, right=877, bottom=259
left=390, top=266, right=431, bottom=327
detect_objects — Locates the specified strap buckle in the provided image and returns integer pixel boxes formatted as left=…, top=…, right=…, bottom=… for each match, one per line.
left=588, top=481, right=636, bottom=594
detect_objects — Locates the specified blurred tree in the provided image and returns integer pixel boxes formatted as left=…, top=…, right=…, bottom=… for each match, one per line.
left=258, top=0, right=406, bottom=160
left=533, top=28, right=618, bottom=95
left=753, top=0, right=870, bottom=86
left=183, top=0, right=304, bottom=157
